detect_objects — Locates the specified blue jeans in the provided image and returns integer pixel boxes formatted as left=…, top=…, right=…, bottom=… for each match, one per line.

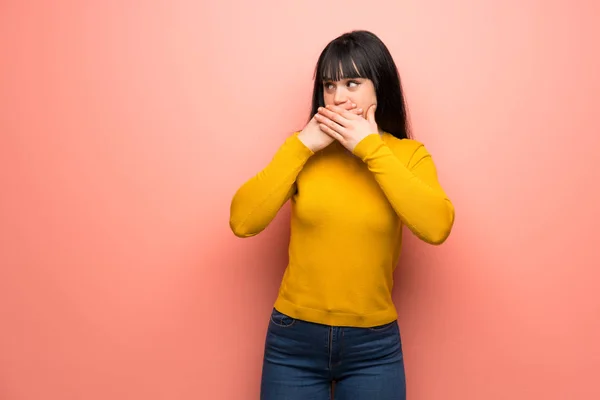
left=260, top=308, right=406, bottom=400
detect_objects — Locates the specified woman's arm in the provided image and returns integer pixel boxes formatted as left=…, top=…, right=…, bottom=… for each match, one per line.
left=229, top=133, right=314, bottom=238
left=353, top=134, right=455, bottom=244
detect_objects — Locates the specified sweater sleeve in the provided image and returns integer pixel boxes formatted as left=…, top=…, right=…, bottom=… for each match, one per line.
left=229, top=133, right=314, bottom=238
left=352, top=134, right=455, bottom=245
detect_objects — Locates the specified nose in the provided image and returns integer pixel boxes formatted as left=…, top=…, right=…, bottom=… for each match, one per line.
left=333, top=86, right=349, bottom=105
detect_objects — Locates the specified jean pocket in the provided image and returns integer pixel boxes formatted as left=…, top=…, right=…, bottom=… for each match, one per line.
left=270, top=308, right=297, bottom=328
left=368, top=320, right=398, bottom=332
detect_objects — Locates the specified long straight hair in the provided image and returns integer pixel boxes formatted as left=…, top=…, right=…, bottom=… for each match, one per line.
left=309, top=30, right=411, bottom=140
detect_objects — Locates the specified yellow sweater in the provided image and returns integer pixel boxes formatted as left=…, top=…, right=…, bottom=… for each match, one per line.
left=229, top=132, right=455, bottom=327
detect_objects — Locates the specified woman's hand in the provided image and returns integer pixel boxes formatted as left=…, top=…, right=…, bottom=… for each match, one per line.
left=298, top=101, right=363, bottom=152
left=315, top=104, right=378, bottom=152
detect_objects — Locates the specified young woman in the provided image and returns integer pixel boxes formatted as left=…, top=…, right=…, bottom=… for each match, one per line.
left=229, top=30, right=455, bottom=400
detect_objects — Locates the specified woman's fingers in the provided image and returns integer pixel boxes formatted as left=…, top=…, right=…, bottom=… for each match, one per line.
left=340, top=100, right=355, bottom=109
left=336, top=100, right=362, bottom=115
left=317, top=106, right=351, bottom=127
left=314, top=101, right=361, bottom=136
left=330, top=104, right=362, bottom=119
left=318, top=123, right=344, bottom=142
left=314, top=112, right=346, bottom=134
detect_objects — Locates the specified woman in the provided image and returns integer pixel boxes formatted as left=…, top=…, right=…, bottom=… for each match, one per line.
left=229, top=30, right=455, bottom=400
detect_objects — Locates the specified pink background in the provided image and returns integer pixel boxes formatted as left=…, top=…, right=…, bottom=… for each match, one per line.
left=1, top=1, right=599, bottom=399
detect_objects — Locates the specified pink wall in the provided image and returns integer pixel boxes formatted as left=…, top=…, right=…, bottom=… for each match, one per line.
left=1, top=1, right=599, bottom=399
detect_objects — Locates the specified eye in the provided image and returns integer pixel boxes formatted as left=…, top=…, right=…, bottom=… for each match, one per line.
left=323, top=82, right=335, bottom=90
left=347, top=80, right=360, bottom=88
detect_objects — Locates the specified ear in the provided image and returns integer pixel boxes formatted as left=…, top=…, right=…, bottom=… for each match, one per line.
left=367, top=104, right=377, bottom=123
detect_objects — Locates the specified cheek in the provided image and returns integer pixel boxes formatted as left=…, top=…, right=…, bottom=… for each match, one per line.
left=322, top=92, right=334, bottom=106
left=359, top=83, right=377, bottom=105
left=364, top=90, right=378, bottom=105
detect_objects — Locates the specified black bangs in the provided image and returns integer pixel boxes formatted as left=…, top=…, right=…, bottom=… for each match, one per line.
left=317, top=41, right=379, bottom=85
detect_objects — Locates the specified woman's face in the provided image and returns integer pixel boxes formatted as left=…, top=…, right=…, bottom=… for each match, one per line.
left=322, top=78, right=377, bottom=118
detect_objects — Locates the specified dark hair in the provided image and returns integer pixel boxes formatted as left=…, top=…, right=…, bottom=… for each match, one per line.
left=309, top=30, right=411, bottom=140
